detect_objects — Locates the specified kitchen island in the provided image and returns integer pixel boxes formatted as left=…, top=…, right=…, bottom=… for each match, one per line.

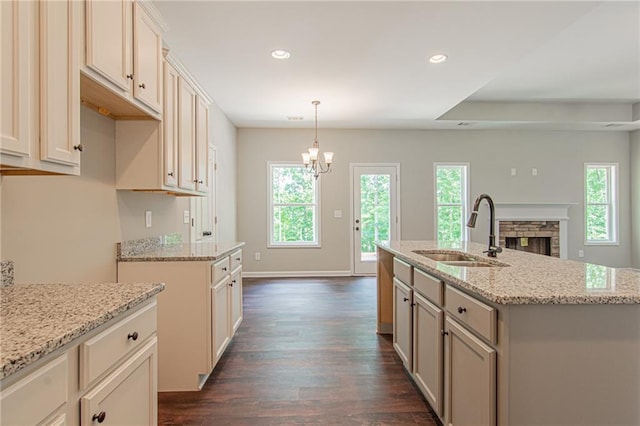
left=0, top=281, right=164, bottom=424
left=377, top=241, right=640, bottom=426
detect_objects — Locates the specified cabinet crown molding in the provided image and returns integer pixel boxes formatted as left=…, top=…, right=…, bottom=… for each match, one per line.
left=137, top=0, right=168, bottom=32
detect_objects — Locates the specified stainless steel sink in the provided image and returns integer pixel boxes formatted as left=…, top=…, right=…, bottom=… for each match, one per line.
left=412, top=250, right=476, bottom=262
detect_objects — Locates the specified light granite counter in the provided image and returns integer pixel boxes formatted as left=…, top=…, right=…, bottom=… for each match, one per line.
left=377, top=240, right=640, bottom=304
left=0, top=282, right=164, bottom=379
left=1, top=261, right=14, bottom=287
left=117, top=238, right=244, bottom=262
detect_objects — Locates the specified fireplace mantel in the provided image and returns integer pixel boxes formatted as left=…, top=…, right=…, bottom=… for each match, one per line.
left=494, top=202, right=579, bottom=259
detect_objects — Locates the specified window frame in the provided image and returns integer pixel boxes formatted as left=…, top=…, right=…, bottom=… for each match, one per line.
left=584, top=163, right=618, bottom=245
left=267, top=162, right=321, bottom=248
left=434, top=163, right=470, bottom=243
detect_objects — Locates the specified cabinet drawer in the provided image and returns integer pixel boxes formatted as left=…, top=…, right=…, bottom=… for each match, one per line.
left=413, top=268, right=443, bottom=306
left=80, top=301, right=157, bottom=389
left=230, top=249, right=242, bottom=271
left=0, top=355, right=68, bottom=426
left=393, top=257, right=412, bottom=285
left=445, top=285, right=496, bottom=344
left=212, top=257, right=230, bottom=284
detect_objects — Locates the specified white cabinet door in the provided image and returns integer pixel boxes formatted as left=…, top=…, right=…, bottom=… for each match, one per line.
left=230, top=268, right=243, bottom=334
left=85, top=0, right=132, bottom=92
left=413, top=292, right=444, bottom=418
left=212, top=276, right=230, bottom=361
left=178, top=78, right=196, bottom=191
left=39, top=0, right=81, bottom=166
left=1, top=0, right=33, bottom=158
left=133, top=2, right=162, bottom=113
left=195, top=96, right=209, bottom=193
left=393, top=277, right=412, bottom=370
left=81, top=338, right=158, bottom=426
left=163, top=61, right=179, bottom=187
left=444, top=317, right=496, bottom=426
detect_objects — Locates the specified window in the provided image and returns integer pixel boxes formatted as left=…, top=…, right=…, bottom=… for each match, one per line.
left=269, top=163, right=320, bottom=247
left=585, top=163, right=618, bottom=244
left=435, top=163, right=469, bottom=242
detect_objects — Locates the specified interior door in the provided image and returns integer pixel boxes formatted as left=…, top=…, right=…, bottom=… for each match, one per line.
left=352, top=164, right=399, bottom=274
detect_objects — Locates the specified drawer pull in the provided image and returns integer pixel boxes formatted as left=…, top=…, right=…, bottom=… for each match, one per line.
left=457, top=306, right=467, bottom=314
left=403, top=297, right=409, bottom=302
left=127, top=331, right=139, bottom=341
left=92, top=411, right=106, bottom=423
left=441, top=330, right=449, bottom=336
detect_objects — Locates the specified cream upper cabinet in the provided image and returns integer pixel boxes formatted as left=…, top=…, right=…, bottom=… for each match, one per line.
left=84, top=0, right=132, bottom=92
left=83, top=0, right=163, bottom=117
left=178, top=78, right=197, bottom=191
left=163, top=60, right=179, bottom=187
left=195, top=95, right=210, bottom=193
left=1, top=0, right=33, bottom=159
left=133, top=2, right=162, bottom=113
left=1, top=0, right=80, bottom=175
left=444, top=316, right=496, bottom=426
left=40, top=0, right=81, bottom=167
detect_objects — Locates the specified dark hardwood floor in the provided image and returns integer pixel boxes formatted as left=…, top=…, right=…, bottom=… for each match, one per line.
left=158, top=277, right=439, bottom=425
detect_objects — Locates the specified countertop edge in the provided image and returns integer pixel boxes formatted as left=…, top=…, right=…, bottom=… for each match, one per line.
left=117, top=242, right=245, bottom=262
left=0, top=283, right=165, bottom=380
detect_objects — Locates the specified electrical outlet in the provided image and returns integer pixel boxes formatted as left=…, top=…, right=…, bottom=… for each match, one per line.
left=532, top=168, right=538, bottom=176
left=511, top=168, right=517, bottom=176
left=183, top=210, right=190, bottom=224
left=578, top=249, right=584, bottom=258
left=145, top=211, right=152, bottom=228
left=255, top=252, right=261, bottom=261
left=334, top=210, right=342, bottom=218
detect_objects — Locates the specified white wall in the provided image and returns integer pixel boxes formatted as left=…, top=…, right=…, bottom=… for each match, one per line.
left=1, top=106, right=238, bottom=283
left=237, top=128, right=632, bottom=274
left=631, top=130, right=640, bottom=269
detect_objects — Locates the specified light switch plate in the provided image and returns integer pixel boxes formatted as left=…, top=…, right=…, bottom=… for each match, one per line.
left=532, top=168, right=538, bottom=176
left=334, top=210, right=342, bottom=218
left=511, top=168, right=517, bottom=176
left=145, top=211, right=152, bottom=228
left=183, top=210, right=190, bottom=224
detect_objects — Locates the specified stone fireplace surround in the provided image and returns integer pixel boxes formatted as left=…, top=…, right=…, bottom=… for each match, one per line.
left=494, top=202, right=577, bottom=260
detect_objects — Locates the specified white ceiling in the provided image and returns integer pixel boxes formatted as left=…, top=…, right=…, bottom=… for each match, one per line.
left=154, top=1, right=640, bottom=131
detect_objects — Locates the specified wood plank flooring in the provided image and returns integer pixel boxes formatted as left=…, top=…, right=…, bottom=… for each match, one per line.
left=158, top=277, right=439, bottom=425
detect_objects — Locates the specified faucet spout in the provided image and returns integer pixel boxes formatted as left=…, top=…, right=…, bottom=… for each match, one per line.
left=466, top=193, right=502, bottom=257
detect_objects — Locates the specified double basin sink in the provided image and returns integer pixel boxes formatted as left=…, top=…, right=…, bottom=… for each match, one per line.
left=412, top=250, right=508, bottom=268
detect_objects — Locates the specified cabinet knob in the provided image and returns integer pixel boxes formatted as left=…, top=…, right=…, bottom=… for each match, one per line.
left=126, top=74, right=134, bottom=80
left=138, top=83, right=146, bottom=89
left=441, top=330, right=449, bottom=336
left=198, top=180, right=203, bottom=184
left=235, top=257, right=241, bottom=261
left=92, top=411, right=106, bottom=423
left=411, top=302, right=416, bottom=307
left=230, top=280, right=235, bottom=287
left=168, top=172, right=174, bottom=177
left=403, top=297, right=409, bottom=302
left=127, top=331, right=139, bottom=341
left=73, top=144, right=84, bottom=152
left=222, top=267, right=227, bottom=271
left=457, top=306, right=467, bottom=314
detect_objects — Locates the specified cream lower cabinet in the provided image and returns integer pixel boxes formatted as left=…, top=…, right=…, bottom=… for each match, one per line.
left=117, top=251, right=243, bottom=392
left=0, top=300, right=158, bottom=425
left=444, top=316, right=496, bottom=426
left=413, top=292, right=444, bottom=418
left=392, top=277, right=413, bottom=369
left=230, top=266, right=243, bottom=334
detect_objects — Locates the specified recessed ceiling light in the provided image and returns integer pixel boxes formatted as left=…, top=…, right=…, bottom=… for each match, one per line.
left=271, top=49, right=291, bottom=60
left=287, top=116, right=304, bottom=121
left=429, top=54, right=448, bottom=64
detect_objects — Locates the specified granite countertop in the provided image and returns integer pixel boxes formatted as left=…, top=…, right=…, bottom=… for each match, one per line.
left=377, top=241, right=640, bottom=305
left=0, top=282, right=164, bottom=380
left=1, top=261, right=14, bottom=286
left=118, top=240, right=245, bottom=262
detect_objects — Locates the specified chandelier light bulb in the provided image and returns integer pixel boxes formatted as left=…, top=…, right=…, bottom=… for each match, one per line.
left=302, top=152, right=310, bottom=165
left=324, top=152, right=334, bottom=165
left=308, top=147, right=319, bottom=161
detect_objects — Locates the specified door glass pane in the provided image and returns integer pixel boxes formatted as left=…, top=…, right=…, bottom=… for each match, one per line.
left=360, top=174, right=391, bottom=261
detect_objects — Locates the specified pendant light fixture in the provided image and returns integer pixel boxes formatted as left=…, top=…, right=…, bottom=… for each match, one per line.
left=301, top=100, right=333, bottom=179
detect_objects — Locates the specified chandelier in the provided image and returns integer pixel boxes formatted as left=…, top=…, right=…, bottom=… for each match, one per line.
left=301, top=100, right=333, bottom=179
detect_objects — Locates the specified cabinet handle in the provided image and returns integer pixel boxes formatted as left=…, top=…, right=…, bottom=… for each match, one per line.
left=230, top=280, right=235, bottom=287
left=457, top=306, right=467, bottom=314
left=127, top=331, right=139, bottom=341
left=441, top=330, right=449, bottom=336
left=73, top=144, right=84, bottom=152
left=235, top=257, right=241, bottom=261
left=168, top=172, right=174, bottom=177
left=92, top=411, right=106, bottom=423
left=203, top=231, right=212, bottom=236
left=222, top=267, right=227, bottom=271
left=138, top=83, right=146, bottom=89
left=126, top=74, right=134, bottom=80
left=403, top=297, right=409, bottom=302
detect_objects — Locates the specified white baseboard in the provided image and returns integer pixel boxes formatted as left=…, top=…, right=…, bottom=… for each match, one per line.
left=242, top=270, right=353, bottom=278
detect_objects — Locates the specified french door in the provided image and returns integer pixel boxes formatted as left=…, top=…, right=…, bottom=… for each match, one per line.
left=352, top=164, right=400, bottom=274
